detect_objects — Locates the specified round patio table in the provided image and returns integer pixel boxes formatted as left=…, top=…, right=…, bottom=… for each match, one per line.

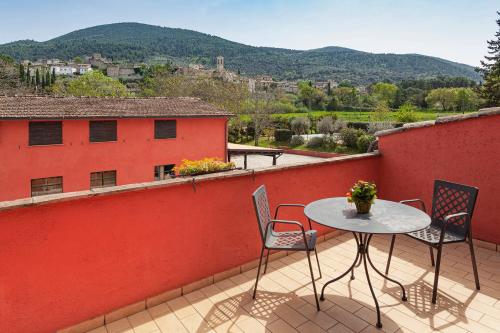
left=305, top=198, right=431, bottom=328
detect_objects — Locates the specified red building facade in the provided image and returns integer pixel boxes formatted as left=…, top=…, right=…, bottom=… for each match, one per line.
left=0, top=96, right=231, bottom=202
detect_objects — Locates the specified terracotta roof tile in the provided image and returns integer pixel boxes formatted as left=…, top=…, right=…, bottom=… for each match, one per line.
left=0, top=96, right=232, bottom=119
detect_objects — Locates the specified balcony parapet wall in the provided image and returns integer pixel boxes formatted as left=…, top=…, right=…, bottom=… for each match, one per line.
left=375, top=107, right=500, bottom=137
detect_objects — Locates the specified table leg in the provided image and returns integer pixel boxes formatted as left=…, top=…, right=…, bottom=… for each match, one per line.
left=321, top=233, right=408, bottom=329
left=320, top=232, right=360, bottom=300
left=365, top=235, right=407, bottom=301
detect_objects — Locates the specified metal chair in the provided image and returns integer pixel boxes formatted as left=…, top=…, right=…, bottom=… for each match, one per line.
left=252, top=185, right=322, bottom=310
left=385, top=180, right=480, bottom=304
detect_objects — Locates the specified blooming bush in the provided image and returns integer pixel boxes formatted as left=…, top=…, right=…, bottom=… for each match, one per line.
left=347, top=180, right=377, bottom=204
left=174, top=158, right=235, bottom=176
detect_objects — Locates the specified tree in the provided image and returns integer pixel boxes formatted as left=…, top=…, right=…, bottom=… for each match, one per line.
left=73, top=56, right=83, bottom=64
left=19, top=63, right=25, bottom=82
left=425, top=88, right=456, bottom=111
left=52, top=71, right=129, bottom=97
left=477, top=11, right=500, bottom=106
left=455, top=88, right=480, bottom=112
left=0, top=54, right=23, bottom=93
left=45, top=70, right=51, bottom=87
left=371, top=82, right=399, bottom=106
left=370, top=101, right=391, bottom=122
left=317, top=116, right=335, bottom=135
left=298, top=81, right=326, bottom=110
left=35, top=68, right=40, bottom=86
left=247, top=91, right=273, bottom=146
left=290, top=117, right=311, bottom=135
left=51, top=68, right=56, bottom=84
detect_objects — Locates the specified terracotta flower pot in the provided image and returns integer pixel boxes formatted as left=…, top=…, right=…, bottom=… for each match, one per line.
left=355, top=201, right=372, bottom=214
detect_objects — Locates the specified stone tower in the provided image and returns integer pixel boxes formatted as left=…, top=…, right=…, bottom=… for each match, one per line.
left=216, top=56, right=224, bottom=72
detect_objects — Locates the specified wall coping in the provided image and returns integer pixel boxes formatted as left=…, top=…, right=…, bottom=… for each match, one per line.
left=0, top=152, right=380, bottom=212
left=375, top=107, right=500, bottom=137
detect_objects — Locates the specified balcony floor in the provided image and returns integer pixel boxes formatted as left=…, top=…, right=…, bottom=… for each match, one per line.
left=86, top=233, right=500, bottom=333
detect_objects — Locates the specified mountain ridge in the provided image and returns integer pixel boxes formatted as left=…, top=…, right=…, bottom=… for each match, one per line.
left=0, top=22, right=481, bottom=84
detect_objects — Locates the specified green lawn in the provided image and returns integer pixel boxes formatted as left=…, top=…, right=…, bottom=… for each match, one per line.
left=239, top=110, right=468, bottom=123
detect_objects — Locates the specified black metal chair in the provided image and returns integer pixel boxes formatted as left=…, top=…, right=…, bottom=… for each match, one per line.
left=385, top=180, right=480, bottom=304
left=252, top=185, right=322, bottom=310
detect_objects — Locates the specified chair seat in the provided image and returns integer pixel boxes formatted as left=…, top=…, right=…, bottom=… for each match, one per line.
left=265, top=229, right=317, bottom=250
left=407, top=225, right=465, bottom=244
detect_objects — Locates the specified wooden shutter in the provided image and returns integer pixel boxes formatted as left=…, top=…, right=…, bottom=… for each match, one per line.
left=29, top=121, right=62, bottom=146
left=154, top=120, right=176, bottom=139
left=89, top=121, right=117, bottom=142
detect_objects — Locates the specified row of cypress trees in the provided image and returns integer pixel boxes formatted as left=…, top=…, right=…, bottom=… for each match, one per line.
left=18, top=63, right=56, bottom=89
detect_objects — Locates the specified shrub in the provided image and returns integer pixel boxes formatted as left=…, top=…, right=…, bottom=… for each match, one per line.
left=367, top=122, right=394, bottom=134
left=322, top=135, right=337, bottom=150
left=290, top=135, right=305, bottom=147
left=290, top=117, right=311, bottom=135
left=340, top=127, right=361, bottom=148
left=317, top=116, right=335, bottom=135
left=174, top=158, right=235, bottom=176
left=335, top=146, right=348, bottom=153
left=274, top=129, right=292, bottom=142
left=347, top=122, right=369, bottom=131
left=306, top=136, right=324, bottom=148
left=395, top=103, right=418, bottom=123
left=333, top=119, right=347, bottom=132
left=357, top=134, right=376, bottom=153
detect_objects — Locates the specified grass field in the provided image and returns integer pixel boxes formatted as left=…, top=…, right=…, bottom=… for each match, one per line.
left=239, top=110, right=467, bottom=122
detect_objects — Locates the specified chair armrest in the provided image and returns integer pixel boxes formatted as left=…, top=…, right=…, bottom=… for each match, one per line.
left=438, top=212, right=469, bottom=242
left=274, top=204, right=305, bottom=219
left=274, top=204, right=314, bottom=230
left=444, top=212, right=469, bottom=223
left=270, top=219, right=308, bottom=247
left=400, top=199, right=426, bottom=212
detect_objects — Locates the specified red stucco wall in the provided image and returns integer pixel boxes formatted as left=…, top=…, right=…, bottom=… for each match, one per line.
left=0, top=156, right=380, bottom=333
left=0, top=118, right=228, bottom=201
left=378, top=115, right=500, bottom=244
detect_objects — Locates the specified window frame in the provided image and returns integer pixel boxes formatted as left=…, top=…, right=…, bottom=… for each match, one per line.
left=154, top=120, right=177, bottom=140
left=31, top=176, right=63, bottom=197
left=28, top=121, right=63, bottom=146
left=90, top=170, right=117, bottom=189
left=154, top=164, right=176, bottom=181
left=89, top=120, right=117, bottom=143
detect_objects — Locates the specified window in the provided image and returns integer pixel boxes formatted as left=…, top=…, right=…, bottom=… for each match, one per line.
left=89, top=121, right=117, bottom=142
left=154, top=120, right=176, bottom=139
left=29, top=121, right=62, bottom=146
left=90, top=170, right=117, bottom=189
left=31, top=176, right=63, bottom=197
left=154, top=164, right=175, bottom=180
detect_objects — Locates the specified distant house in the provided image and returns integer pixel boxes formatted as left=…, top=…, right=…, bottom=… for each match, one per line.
left=0, top=96, right=232, bottom=202
left=75, top=64, right=92, bottom=75
left=50, top=65, right=77, bottom=76
left=87, top=53, right=112, bottom=69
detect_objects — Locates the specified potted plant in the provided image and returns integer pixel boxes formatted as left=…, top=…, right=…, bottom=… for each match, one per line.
left=174, top=158, right=236, bottom=177
left=346, top=180, right=377, bottom=214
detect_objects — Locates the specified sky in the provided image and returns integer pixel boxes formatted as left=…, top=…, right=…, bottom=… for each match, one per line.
left=0, top=0, right=498, bottom=66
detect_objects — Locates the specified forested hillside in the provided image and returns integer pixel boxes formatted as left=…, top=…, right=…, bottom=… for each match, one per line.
left=0, top=22, right=481, bottom=85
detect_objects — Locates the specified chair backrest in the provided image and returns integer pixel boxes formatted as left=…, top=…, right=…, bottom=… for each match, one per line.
left=252, top=185, right=272, bottom=243
left=430, top=180, right=479, bottom=239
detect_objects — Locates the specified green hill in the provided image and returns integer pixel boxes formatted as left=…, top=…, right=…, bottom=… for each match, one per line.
left=0, top=22, right=481, bottom=85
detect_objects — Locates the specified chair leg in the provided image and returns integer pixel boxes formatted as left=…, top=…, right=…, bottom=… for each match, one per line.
left=253, top=247, right=265, bottom=299
left=429, top=246, right=435, bottom=267
left=432, top=244, right=443, bottom=304
left=263, top=249, right=271, bottom=274
left=314, top=248, right=322, bottom=279
left=306, top=250, right=320, bottom=311
left=468, top=238, right=480, bottom=290
left=385, top=234, right=396, bottom=275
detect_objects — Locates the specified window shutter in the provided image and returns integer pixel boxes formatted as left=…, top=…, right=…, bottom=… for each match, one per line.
left=29, top=122, right=62, bottom=146
left=31, top=176, right=63, bottom=196
left=89, top=121, right=117, bottom=142
left=154, top=120, right=176, bottom=139
left=90, top=171, right=116, bottom=189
